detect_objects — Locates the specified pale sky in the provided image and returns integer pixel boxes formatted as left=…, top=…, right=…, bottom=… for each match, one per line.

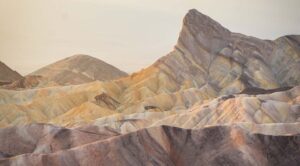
left=0, top=0, right=299, bottom=75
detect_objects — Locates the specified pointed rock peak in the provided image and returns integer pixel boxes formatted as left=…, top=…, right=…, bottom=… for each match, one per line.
left=177, top=9, right=231, bottom=53
left=184, top=9, right=210, bottom=23
left=182, top=9, right=230, bottom=35
left=183, top=9, right=225, bottom=29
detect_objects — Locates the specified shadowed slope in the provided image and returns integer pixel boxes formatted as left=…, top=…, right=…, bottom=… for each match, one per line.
left=0, top=61, right=22, bottom=85
left=0, top=123, right=119, bottom=159
left=1, top=125, right=300, bottom=166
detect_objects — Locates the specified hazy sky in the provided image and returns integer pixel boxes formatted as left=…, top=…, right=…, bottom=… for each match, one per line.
left=0, top=0, right=299, bottom=75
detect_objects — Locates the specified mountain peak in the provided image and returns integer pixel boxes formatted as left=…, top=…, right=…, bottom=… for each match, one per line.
left=182, top=9, right=229, bottom=32
left=31, top=54, right=127, bottom=85
left=185, top=8, right=208, bottom=20
left=69, top=54, right=93, bottom=59
left=65, top=54, right=99, bottom=61
left=177, top=9, right=231, bottom=53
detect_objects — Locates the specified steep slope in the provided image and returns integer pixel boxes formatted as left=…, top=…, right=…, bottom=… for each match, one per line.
left=30, top=54, right=128, bottom=85
left=89, top=9, right=300, bottom=106
left=148, top=9, right=300, bottom=96
left=0, top=61, right=22, bottom=85
left=2, top=125, right=300, bottom=166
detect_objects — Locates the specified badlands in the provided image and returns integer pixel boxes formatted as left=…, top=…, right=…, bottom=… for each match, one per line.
left=0, top=9, right=300, bottom=166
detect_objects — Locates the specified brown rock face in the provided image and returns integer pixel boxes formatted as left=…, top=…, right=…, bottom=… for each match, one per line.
left=0, top=61, right=22, bottom=84
left=30, top=54, right=128, bottom=85
left=94, top=93, right=120, bottom=109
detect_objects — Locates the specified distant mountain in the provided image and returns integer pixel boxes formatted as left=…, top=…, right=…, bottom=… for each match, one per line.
left=30, top=54, right=128, bottom=85
left=0, top=61, right=22, bottom=85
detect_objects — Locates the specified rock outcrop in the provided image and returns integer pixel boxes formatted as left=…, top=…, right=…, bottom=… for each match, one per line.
left=94, top=93, right=120, bottom=109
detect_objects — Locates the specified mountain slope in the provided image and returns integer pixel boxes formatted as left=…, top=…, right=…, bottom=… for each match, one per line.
left=150, top=9, right=300, bottom=95
left=107, top=9, right=300, bottom=105
left=0, top=61, right=22, bottom=85
left=30, top=54, right=128, bottom=85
